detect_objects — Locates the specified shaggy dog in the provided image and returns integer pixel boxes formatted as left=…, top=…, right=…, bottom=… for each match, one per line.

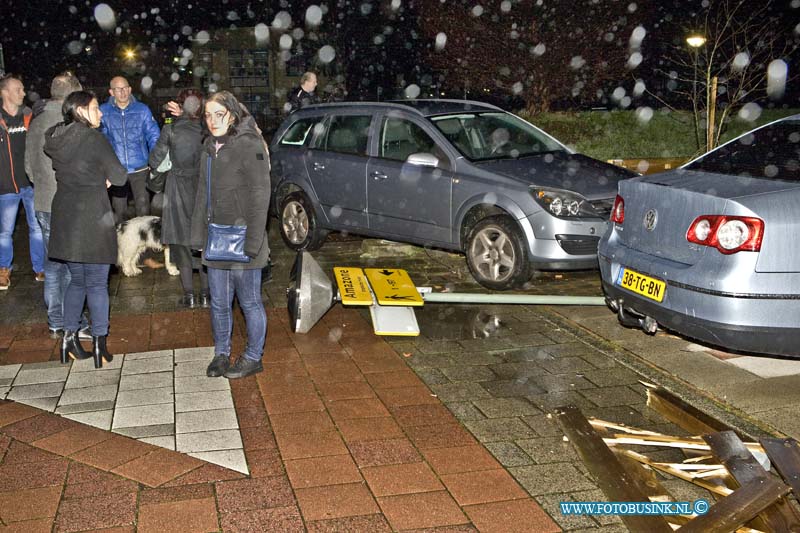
left=116, top=216, right=180, bottom=277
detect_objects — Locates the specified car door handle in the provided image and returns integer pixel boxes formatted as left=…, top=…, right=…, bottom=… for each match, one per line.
left=313, top=162, right=325, bottom=171
left=371, top=171, right=388, bottom=180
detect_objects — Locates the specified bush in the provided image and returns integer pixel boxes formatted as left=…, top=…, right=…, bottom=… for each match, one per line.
left=521, top=108, right=800, bottom=161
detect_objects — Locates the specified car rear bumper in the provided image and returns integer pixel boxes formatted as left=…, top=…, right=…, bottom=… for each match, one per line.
left=599, top=255, right=800, bottom=357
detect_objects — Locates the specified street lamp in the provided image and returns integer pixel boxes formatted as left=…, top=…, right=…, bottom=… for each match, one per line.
left=685, top=35, right=706, bottom=48
left=123, top=47, right=137, bottom=61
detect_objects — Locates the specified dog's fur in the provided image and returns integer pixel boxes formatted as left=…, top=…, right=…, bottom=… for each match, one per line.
left=116, top=216, right=180, bottom=277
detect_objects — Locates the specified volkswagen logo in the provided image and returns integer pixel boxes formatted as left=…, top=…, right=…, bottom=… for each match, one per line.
left=644, top=209, right=658, bottom=231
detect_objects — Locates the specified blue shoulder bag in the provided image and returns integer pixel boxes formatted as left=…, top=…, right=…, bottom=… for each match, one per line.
left=204, top=156, right=251, bottom=263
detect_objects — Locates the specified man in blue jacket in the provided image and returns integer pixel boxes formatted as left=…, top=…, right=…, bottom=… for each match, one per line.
left=100, top=76, right=160, bottom=223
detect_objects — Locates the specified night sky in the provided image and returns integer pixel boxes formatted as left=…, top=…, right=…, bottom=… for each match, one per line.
left=2, top=0, right=799, bottom=109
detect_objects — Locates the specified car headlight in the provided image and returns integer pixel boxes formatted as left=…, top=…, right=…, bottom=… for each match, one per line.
left=532, top=188, right=599, bottom=219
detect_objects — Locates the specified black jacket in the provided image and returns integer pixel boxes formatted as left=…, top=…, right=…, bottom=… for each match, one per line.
left=190, top=119, right=271, bottom=269
left=0, top=105, right=32, bottom=195
left=287, top=87, right=319, bottom=113
left=45, top=122, right=127, bottom=264
left=149, top=117, right=203, bottom=246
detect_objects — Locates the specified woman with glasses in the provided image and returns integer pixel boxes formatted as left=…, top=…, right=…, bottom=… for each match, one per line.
left=45, top=91, right=127, bottom=368
left=190, top=91, right=270, bottom=379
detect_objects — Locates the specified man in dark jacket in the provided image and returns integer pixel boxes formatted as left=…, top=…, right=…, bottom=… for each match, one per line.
left=0, top=74, right=43, bottom=290
left=286, top=72, right=320, bottom=114
left=26, top=72, right=84, bottom=335
left=99, top=76, right=161, bottom=224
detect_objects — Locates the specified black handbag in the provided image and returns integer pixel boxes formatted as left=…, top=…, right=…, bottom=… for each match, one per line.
left=204, top=156, right=251, bottom=263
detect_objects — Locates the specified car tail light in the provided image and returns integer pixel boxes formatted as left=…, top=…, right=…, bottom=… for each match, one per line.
left=686, top=215, right=764, bottom=254
left=610, top=195, right=624, bottom=224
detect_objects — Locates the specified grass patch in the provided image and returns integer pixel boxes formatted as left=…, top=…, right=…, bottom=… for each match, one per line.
left=522, top=108, right=799, bottom=161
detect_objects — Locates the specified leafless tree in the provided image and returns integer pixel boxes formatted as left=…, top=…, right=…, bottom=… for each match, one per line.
left=661, top=0, right=798, bottom=153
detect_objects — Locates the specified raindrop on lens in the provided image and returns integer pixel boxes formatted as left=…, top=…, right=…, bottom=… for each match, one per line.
left=254, top=23, right=270, bottom=45
left=306, top=5, right=323, bottom=26
left=94, top=3, right=116, bottom=30
left=404, top=84, right=420, bottom=98
left=435, top=32, right=447, bottom=51
left=318, top=45, right=336, bottom=63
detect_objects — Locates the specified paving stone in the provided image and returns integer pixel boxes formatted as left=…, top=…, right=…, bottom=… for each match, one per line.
left=527, top=390, right=598, bottom=413
left=473, top=397, right=542, bottom=418
left=405, top=353, right=459, bottom=369
left=175, top=390, right=235, bottom=412
left=115, top=424, right=175, bottom=439
left=174, top=346, right=215, bottom=362
left=437, top=365, right=496, bottom=383
left=176, top=408, right=239, bottom=434
left=113, top=404, right=174, bottom=429
left=174, top=375, right=230, bottom=393
left=64, top=369, right=121, bottom=389
left=137, top=496, right=219, bottom=533
left=58, top=384, right=118, bottom=406
left=14, top=397, right=59, bottom=411
left=174, top=360, right=212, bottom=377
left=522, top=414, right=571, bottom=438
left=0, top=364, right=22, bottom=380
left=119, top=371, right=173, bottom=391
left=124, top=349, right=173, bottom=361
left=122, top=355, right=174, bottom=375
left=481, top=379, right=546, bottom=398
left=116, top=386, right=174, bottom=408
left=71, top=355, right=123, bottom=372
left=63, top=410, right=113, bottom=430
left=464, top=498, right=561, bottom=533
left=6, top=382, right=64, bottom=400
left=464, top=417, right=538, bottom=442
left=12, top=366, right=69, bottom=386
left=445, top=402, right=487, bottom=422
left=517, top=436, right=579, bottom=464
left=484, top=441, right=535, bottom=467
left=377, top=491, right=469, bottom=530
left=580, top=385, right=644, bottom=407
left=536, top=356, right=598, bottom=374
left=139, top=435, right=176, bottom=450
left=55, top=400, right=115, bottom=415
left=176, top=429, right=243, bottom=453
left=0, top=387, right=8, bottom=399
left=581, top=367, right=643, bottom=387
left=509, top=463, right=596, bottom=495
left=429, top=382, right=493, bottom=402
left=413, top=368, right=451, bottom=386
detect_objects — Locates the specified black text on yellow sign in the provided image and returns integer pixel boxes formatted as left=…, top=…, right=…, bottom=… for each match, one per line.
left=364, top=268, right=423, bottom=307
left=333, top=267, right=373, bottom=306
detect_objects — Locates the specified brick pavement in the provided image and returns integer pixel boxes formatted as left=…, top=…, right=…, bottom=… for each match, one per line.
left=4, top=218, right=790, bottom=531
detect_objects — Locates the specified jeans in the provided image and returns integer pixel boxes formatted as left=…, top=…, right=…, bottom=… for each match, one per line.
left=35, top=211, right=71, bottom=330
left=0, top=186, right=44, bottom=272
left=207, top=267, right=266, bottom=361
left=64, top=262, right=110, bottom=336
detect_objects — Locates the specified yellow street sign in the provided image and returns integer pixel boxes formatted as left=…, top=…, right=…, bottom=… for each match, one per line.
left=364, top=268, right=423, bottom=307
left=333, top=267, right=373, bottom=306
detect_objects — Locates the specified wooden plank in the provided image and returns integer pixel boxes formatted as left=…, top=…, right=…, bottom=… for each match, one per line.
left=555, top=405, right=673, bottom=533
left=622, top=449, right=733, bottom=497
left=647, top=387, right=741, bottom=438
left=678, top=477, right=790, bottom=533
left=762, top=438, right=800, bottom=501
left=705, top=431, right=800, bottom=532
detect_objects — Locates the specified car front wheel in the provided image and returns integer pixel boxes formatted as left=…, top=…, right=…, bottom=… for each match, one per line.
left=466, top=215, right=531, bottom=290
left=279, top=191, right=327, bottom=251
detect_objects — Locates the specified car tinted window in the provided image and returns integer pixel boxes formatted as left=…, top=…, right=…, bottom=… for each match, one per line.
left=279, top=117, right=321, bottom=146
left=321, top=115, right=372, bottom=156
left=379, top=117, right=446, bottom=162
left=430, top=112, right=565, bottom=161
left=686, top=122, right=800, bottom=181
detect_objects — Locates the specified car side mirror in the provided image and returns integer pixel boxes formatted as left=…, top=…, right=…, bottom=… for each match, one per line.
left=406, top=152, right=439, bottom=168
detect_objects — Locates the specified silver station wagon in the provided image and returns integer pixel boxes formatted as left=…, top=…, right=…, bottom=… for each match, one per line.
left=599, top=115, right=800, bottom=356
left=270, top=100, right=634, bottom=290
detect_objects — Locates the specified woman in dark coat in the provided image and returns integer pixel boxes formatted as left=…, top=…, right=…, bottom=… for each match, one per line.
left=191, top=91, right=270, bottom=380
left=45, top=91, right=127, bottom=368
left=149, top=89, right=208, bottom=308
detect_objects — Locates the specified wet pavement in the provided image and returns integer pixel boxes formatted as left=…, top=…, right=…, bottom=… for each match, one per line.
left=0, top=214, right=797, bottom=531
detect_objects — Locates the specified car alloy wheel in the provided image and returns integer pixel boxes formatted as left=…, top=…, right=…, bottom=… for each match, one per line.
left=465, top=215, right=530, bottom=290
left=469, top=225, right=516, bottom=283
left=282, top=200, right=310, bottom=245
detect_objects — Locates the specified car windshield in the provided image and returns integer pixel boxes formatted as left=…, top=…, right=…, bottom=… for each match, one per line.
left=685, top=121, right=800, bottom=181
left=430, top=112, right=566, bottom=161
